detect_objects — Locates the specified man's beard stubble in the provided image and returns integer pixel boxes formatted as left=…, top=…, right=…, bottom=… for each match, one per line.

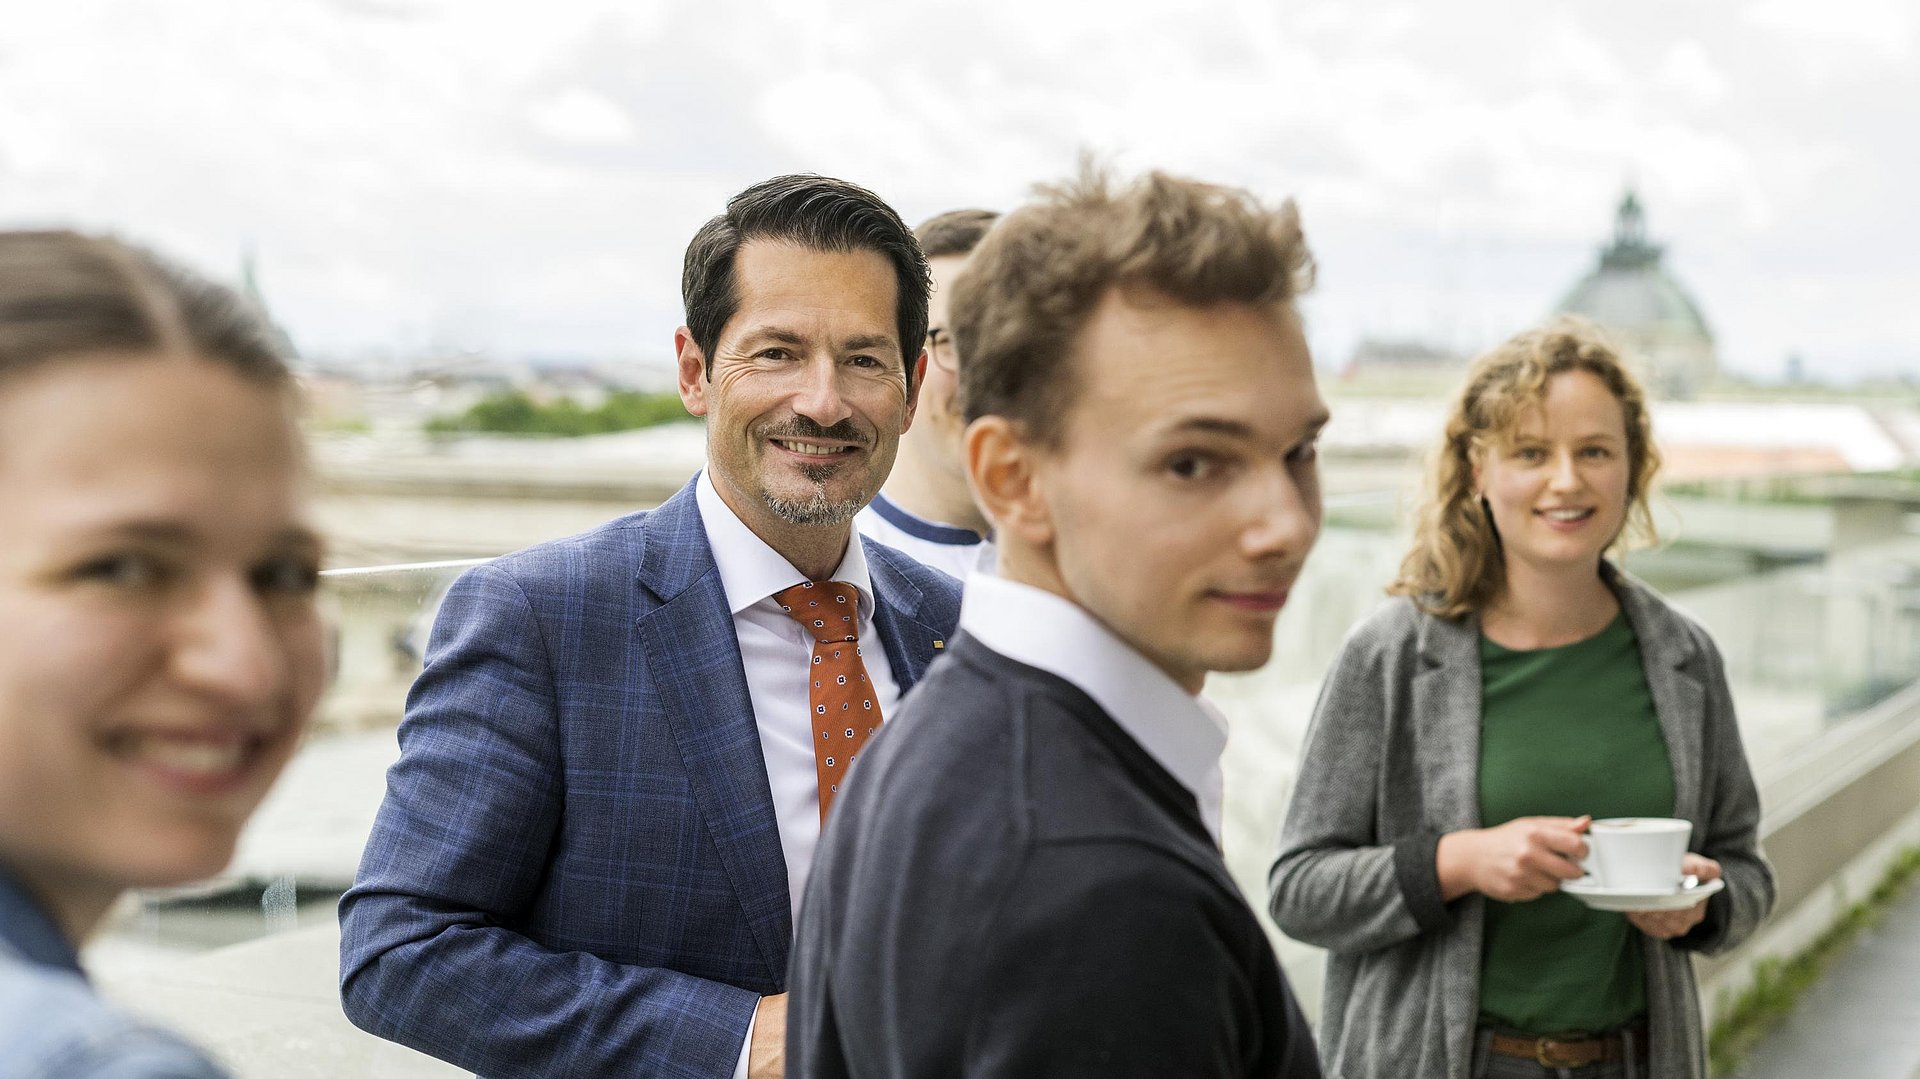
left=764, top=485, right=865, bottom=527
left=760, top=415, right=872, bottom=527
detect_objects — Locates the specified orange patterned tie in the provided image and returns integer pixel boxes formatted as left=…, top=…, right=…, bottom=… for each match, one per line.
left=775, top=580, right=883, bottom=821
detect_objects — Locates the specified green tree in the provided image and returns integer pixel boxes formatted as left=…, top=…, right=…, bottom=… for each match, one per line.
left=426, top=388, right=692, bottom=437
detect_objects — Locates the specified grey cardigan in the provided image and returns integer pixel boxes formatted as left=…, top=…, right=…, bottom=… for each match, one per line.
left=1268, top=568, right=1774, bottom=1079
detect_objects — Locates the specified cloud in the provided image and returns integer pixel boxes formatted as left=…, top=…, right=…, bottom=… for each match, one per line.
left=1658, top=40, right=1730, bottom=108
left=526, top=87, right=638, bottom=148
left=1, top=0, right=1914, bottom=378
left=1746, top=0, right=1916, bottom=64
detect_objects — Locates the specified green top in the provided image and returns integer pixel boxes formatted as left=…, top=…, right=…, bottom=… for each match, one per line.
left=1476, top=611, right=1674, bottom=1035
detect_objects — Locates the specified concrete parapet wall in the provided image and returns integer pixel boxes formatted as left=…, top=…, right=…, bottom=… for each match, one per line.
left=1699, top=683, right=1920, bottom=1027
left=97, top=922, right=459, bottom=1078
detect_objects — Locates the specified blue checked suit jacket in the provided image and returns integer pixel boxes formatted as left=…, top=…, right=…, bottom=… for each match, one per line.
left=338, top=479, right=962, bottom=1079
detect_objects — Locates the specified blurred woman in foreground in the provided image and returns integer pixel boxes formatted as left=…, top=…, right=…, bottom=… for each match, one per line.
left=0, top=231, right=326, bottom=1075
left=1270, top=318, right=1772, bottom=1078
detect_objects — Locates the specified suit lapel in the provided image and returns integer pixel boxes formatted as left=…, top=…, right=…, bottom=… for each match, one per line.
left=1612, top=572, right=1706, bottom=827
left=634, top=483, right=792, bottom=979
left=863, top=538, right=944, bottom=692
left=1411, top=609, right=1485, bottom=834
left=1408, top=607, right=1486, bottom=1071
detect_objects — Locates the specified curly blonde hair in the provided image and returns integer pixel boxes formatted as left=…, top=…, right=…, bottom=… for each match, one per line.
left=1390, top=317, right=1661, bottom=618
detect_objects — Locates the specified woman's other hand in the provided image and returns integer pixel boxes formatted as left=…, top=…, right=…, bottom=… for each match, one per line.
left=1437, top=816, right=1591, bottom=902
left=1626, top=854, right=1721, bottom=939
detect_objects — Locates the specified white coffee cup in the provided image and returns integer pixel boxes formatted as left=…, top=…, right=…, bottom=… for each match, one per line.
left=1582, top=817, right=1691, bottom=891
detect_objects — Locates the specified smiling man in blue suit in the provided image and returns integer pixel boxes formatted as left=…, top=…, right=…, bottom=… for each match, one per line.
left=339, top=175, right=962, bottom=1079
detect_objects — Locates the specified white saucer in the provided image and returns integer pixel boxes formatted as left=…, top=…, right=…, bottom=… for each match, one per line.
left=1562, top=875, right=1724, bottom=912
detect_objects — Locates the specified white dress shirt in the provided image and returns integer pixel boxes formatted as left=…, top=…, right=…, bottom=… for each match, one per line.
left=694, top=472, right=903, bottom=1078
left=958, top=574, right=1228, bottom=841
left=854, top=492, right=996, bottom=583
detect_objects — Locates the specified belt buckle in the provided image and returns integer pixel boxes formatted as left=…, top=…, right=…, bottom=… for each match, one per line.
left=1535, top=1037, right=1585, bottom=1069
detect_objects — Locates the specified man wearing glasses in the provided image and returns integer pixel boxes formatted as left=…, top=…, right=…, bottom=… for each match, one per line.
left=853, top=209, right=999, bottom=582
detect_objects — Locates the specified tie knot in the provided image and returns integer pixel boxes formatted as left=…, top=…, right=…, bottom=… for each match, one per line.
left=774, top=580, right=862, bottom=643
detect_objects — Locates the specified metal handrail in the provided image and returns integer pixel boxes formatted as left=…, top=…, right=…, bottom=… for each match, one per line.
left=320, top=557, right=491, bottom=578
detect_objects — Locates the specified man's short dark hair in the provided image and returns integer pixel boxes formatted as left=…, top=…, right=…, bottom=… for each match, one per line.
left=914, top=209, right=999, bottom=260
left=682, top=175, right=931, bottom=389
left=954, top=166, right=1314, bottom=447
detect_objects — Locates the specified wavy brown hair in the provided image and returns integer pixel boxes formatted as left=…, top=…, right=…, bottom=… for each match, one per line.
left=1390, top=317, right=1661, bottom=618
left=953, top=164, right=1314, bottom=447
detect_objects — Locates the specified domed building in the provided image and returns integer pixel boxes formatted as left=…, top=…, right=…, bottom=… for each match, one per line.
left=1555, top=191, right=1717, bottom=399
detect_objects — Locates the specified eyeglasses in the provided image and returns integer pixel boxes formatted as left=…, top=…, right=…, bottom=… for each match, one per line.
left=925, top=328, right=958, bottom=373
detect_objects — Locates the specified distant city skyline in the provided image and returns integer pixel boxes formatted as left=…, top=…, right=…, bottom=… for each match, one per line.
left=4, top=0, right=1916, bottom=381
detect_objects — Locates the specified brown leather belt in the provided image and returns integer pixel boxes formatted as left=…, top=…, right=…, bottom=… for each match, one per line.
left=1485, top=1020, right=1649, bottom=1069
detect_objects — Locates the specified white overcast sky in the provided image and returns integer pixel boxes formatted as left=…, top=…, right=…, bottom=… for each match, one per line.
left=3, top=0, right=1916, bottom=380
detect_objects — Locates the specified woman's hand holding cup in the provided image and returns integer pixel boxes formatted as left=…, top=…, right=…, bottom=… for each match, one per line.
left=1626, top=853, right=1722, bottom=939
left=1438, top=815, right=1591, bottom=902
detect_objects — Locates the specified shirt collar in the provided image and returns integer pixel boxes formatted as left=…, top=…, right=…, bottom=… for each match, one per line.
left=867, top=492, right=987, bottom=547
left=0, top=864, right=83, bottom=976
left=959, top=575, right=1227, bottom=814
left=695, top=469, right=875, bottom=619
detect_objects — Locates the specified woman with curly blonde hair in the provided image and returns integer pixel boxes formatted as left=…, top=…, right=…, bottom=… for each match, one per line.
left=1269, top=318, right=1772, bottom=1079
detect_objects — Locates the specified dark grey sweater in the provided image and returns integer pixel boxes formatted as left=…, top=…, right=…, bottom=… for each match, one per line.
left=788, top=634, right=1321, bottom=1078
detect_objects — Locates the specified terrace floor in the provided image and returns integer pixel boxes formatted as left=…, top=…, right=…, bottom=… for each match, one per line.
left=1728, top=874, right=1920, bottom=1079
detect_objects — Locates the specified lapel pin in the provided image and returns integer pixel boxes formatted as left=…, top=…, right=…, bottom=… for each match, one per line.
left=933, top=639, right=945, bottom=650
